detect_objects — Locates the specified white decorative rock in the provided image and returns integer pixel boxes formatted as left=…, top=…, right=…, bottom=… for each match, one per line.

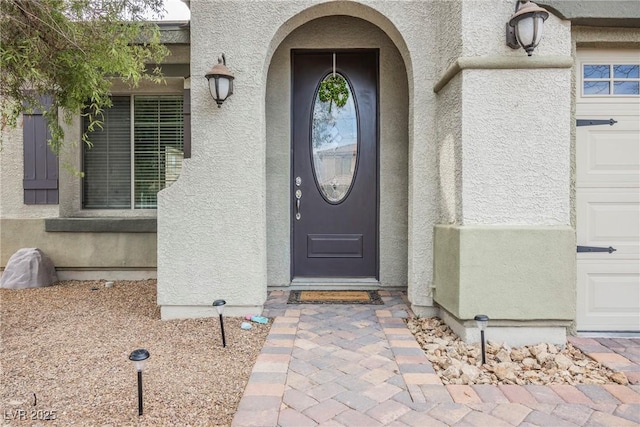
left=0, top=248, right=57, bottom=289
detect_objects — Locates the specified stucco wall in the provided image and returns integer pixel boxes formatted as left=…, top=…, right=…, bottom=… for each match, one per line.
left=157, top=0, right=587, bottom=321
left=441, top=4, right=573, bottom=226
left=432, top=1, right=575, bottom=337
left=574, top=26, right=640, bottom=47
left=461, top=1, right=570, bottom=57
left=435, top=3, right=573, bottom=224
left=434, top=225, right=575, bottom=321
left=1, top=219, right=156, bottom=268
left=158, top=0, right=442, bottom=318
left=434, top=1, right=573, bottom=227
left=435, top=0, right=463, bottom=74
left=265, top=16, right=409, bottom=288
left=436, top=74, right=463, bottom=225
left=460, top=67, right=572, bottom=225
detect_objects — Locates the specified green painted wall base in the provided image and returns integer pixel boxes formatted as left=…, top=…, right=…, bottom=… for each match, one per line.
left=433, top=225, right=576, bottom=322
left=1, top=219, right=157, bottom=269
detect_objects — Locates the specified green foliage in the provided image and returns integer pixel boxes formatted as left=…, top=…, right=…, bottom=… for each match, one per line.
left=318, top=75, right=349, bottom=112
left=0, top=0, right=169, bottom=153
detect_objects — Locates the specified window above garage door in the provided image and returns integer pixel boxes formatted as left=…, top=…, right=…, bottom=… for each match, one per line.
left=579, top=49, right=640, bottom=100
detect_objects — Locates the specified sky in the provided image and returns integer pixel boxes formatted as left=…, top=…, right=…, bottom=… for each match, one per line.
left=157, top=0, right=191, bottom=20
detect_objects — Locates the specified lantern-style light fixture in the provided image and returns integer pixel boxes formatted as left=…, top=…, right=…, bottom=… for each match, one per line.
left=506, top=0, right=550, bottom=56
left=474, top=314, right=489, bottom=365
left=205, top=54, right=235, bottom=107
left=212, top=299, right=227, bottom=347
left=129, top=349, right=150, bottom=416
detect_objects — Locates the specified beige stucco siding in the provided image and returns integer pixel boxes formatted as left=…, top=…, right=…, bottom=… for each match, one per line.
left=432, top=0, right=576, bottom=337
left=461, top=68, right=572, bottom=225
left=158, top=0, right=581, bottom=319
left=436, top=74, right=463, bottom=225
left=158, top=0, right=444, bottom=317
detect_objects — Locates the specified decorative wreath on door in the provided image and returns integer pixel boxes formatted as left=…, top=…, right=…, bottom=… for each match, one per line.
left=318, top=74, right=349, bottom=112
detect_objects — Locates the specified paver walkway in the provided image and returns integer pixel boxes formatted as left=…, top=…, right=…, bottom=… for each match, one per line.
left=232, top=290, right=640, bottom=426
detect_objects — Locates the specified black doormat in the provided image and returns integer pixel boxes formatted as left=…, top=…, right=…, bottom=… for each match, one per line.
left=287, top=290, right=383, bottom=305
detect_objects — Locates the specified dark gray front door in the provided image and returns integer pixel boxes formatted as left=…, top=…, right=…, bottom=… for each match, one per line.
left=292, top=50, right=378, bottom=278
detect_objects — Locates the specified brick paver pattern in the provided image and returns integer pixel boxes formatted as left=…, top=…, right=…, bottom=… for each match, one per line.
left=232, top=291, right=640, bottom=426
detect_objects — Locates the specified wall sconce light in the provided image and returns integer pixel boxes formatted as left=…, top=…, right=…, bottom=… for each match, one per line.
left=474, top=314, right=489, bottom=365
left=212, top=299, right=227, bottom=347
left=506, top=0, right=549, bottom=56
left=205, top=54, right=235, bottom=107
left=128, top=349, right=150, bottom=416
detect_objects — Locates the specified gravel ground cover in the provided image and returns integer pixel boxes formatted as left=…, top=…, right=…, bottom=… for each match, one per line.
left=408, top=316, right=623, bottom=386
left=0, top=280, right=270, bottom=426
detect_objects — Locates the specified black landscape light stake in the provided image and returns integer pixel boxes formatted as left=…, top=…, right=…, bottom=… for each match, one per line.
left=129, top=349, right=150, bottom=416
left=213, top=299, right=227, bottom=347
left=474, top=315, right=489, bottom=365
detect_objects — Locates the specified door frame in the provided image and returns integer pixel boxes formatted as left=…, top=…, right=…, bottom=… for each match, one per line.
left=289, top=48, right=381, bottom=281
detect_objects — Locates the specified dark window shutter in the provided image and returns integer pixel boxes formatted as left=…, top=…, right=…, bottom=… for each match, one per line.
left=23, top=96, right=58, bottom=204
left=183, top=89, right=191, bottom=158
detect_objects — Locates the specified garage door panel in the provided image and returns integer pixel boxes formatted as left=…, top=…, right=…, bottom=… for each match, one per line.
left=577, top=116, right=640, bottom=187
left=576, top=49, right=639, bottom=332
left=577, top=261, right=640, bottom=331
left=577, top=189, right=640, bottom=257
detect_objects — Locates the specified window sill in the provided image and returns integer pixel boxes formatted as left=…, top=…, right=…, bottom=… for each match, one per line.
left=45, top=218, right=157, bottom=233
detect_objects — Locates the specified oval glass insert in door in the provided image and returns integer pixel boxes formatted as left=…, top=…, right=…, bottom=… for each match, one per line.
left=311, top=74, right=358, bottom=203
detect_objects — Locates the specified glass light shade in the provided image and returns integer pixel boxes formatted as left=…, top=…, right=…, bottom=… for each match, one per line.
left=508, top=1, right=549, bottom=56
left=208, top=77, right=232, bottom=105
left=474, top=315, right=489, bottom=331
left=205, top=54, right=235, bottom=107
left=129, top=349, right=150, bottom=372
left=515, top=15, right=545, bottom=55
left=213, top=299, right=226, bottom=315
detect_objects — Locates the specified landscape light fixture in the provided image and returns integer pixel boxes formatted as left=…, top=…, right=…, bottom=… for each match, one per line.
left=506, top=0, right=549, bottom=56
left=128, top=349, right=150, bottom=416
left=474, top=314, right=489, bottom=365
left=213, top=299, right=227, bottom=347
left=205, top=54, right=235, bottom=107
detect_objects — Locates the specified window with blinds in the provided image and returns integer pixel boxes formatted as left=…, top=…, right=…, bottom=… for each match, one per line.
left=82, top=95, right=184, bottom=209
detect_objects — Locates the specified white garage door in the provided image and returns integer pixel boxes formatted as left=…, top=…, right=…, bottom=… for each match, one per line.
left=576, top=49, right=640, bottom=331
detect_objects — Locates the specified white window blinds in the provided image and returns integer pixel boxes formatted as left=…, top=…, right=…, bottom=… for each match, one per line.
left=133, top=96, right=184, bottom=208
left=83, top=95, right=184, bottom=209
left=83, top=96, right=132, bottom=209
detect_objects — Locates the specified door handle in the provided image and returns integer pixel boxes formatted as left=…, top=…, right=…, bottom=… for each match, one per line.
left=577, top=245, right=617, bottom=254
left=295, top=189, right=302, bottom=220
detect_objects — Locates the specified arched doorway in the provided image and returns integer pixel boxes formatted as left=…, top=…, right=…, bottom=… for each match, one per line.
left=265, top=15, right=409, bottom=288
